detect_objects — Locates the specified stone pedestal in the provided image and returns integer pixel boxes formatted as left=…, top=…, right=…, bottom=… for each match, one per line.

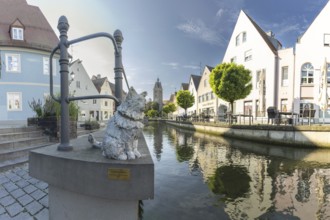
left=29, top=131, right=154, bottom=220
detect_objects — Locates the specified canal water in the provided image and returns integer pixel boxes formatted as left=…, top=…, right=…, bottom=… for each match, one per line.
left=141, top=121, right=330, bottom=220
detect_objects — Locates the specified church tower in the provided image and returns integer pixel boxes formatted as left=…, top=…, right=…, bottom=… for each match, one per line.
left=153, top=78, right=163, bottom=111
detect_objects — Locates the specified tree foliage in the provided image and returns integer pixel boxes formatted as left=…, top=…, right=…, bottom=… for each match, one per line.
left=28, top=94, right=79, bottom=120
left=144, top=101, right=159, bottom=114
left=175, top=90, right=194, bottom=114
left=146, top=109, right=159, bottom=118
left=162, top=103, right=176, bottom=114
left=209, top=62, right=252, bottom=111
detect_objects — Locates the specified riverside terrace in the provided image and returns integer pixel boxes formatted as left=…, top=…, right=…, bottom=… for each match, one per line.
left=174, top=108, right=318, bottom=126
left=152, top=119, right=330, bottom=148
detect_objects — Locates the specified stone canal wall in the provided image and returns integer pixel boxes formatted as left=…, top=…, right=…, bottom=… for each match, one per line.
left=164, top=120, right=330, bottom=148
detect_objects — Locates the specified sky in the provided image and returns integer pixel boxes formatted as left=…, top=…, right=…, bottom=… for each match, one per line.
left=27, top=0, right=329, bottom=100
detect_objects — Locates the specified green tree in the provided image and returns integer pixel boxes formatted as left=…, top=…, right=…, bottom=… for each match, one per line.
left=162, top=103, right=177, bottom=117
left=144, top=101, right=159, bottom=114
left=209, top=62, right=252, bottom=112
left=146, top=109, right=158, bottom=118
left=176, top=90, right=194, bottom=115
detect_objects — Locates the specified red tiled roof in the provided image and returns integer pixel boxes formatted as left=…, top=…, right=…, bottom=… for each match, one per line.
left=0, top=0, right=59, bottom=52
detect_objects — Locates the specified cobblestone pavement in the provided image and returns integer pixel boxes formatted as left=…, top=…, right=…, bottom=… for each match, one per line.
left=0, top=164, right=49, bottom=220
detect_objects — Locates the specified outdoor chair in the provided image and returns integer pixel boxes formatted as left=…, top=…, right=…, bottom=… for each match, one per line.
left=267, top=107, right=280, bottom=125
left=301, top=109, right=316, bottom=125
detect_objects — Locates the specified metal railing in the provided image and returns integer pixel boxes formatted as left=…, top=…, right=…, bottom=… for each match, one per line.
left=49, top=16, right=129, bottom=151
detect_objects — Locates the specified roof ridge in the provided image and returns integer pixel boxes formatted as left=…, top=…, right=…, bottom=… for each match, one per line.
left=241, top=10, right=278, bottom=54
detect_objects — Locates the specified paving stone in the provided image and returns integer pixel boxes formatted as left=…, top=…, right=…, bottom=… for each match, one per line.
left=38, top=196, right=48, bottom=208
left=3, top=182, right=19, bottom=192
left=6, top=202, right=24, bottom=217
left=17, top=194, right=33, bottom=206
left=25, top=201, right=43, bottom=215
left=0, top=189, right=9, bottom=199
left=0, top=213, right=10, bottom=219
left=7, top=173, right=22, bottom=183
left=15, top=169, right=28, bottom=177
left=10, top=188, right=26, bottom=199
left=0, top=206, right=5, bottom=215
left=23, top=184, right=37, bottom=194
left=35, top=208, right=49, bottom=220
left=16, top=179, right=29, bottom=188
left=4, top=172, right=16, bottom=179
left=0, top=195, right=15, bottom=207
left=35, top=181, right=48, bottom=190
left=21, top=173, right=31, bottom=180
left=10, top=175, right=22, bottom=183
left=0, top=176, right=10, bottom=185
left=12, top=212, right=34, bottom=220
left=27, top=178, right=39, bottom=185
left=30, top=189, right=46, bottom=201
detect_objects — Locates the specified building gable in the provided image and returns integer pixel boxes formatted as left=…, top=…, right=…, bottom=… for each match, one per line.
left=223, top=10, right=280, bottom=64
left=297, top=1, right=330, bottom=46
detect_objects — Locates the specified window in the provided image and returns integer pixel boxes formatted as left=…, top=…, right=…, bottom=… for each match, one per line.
left=105, top=101, right=108, bottom=106
left=43, top=57, right=49, bottom=75
left=324, top=34, right=330, bottom=46
left=5, top=54, right=20, bottom=72
left=281, top=99, right=288, bottom=112
left=301, top=63, right=314, bottom=84
left=7, top=92, right=22, bottom=111
left=43, top=57, right=57, bottom=75
left=76, top=81, right=80, bottom=88
left=244, top=101, right=252, bottom=115
left=93, top=99, right=97, bottom=104
left=230, top=57, right=236, bottom=63
left=235, top=35, right=240, bottom=46
left=242, top=32, right=247, bottom=43
left=299, top=101, right=314, bottom=117
left=11, top=27, right=24, bottom=40
left=244, top=50, right=252, bottom=62
left=281, top=66, right=288, bottom=86
left=204, top=79, right=208, bottom=87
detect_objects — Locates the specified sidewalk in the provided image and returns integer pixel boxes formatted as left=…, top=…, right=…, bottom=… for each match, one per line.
left=0, top=164, right=48, bottom=220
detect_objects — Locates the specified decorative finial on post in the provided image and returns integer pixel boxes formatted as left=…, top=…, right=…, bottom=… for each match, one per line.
left=57, top=15, right=72, bottom=151
left=57, top=16, right=70, bottom=37
left=114, top=29, right=124, bottom=103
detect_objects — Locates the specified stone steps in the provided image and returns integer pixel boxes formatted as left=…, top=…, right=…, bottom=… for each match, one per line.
left=0, top=126, right=53, bottom=171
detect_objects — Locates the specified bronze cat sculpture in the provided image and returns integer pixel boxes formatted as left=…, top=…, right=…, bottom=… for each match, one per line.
left=88, top=87, right=147, bottom=160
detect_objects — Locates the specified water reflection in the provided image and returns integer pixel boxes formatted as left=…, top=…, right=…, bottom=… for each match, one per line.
left=143, top=122, right=330, bottom=220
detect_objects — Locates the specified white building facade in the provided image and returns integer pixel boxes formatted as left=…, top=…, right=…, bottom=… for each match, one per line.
left=69, top=60, right=100, bottom=122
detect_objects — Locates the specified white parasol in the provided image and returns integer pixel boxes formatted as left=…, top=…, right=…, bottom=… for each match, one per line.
left=318, top=58, right=329, bottom=124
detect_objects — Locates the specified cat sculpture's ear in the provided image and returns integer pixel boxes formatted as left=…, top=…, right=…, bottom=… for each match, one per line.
left=140, top=91, right=147, bottom=97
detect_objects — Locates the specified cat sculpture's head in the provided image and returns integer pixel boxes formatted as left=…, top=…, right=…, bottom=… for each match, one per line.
left=117, top=87, right=147, bottom=120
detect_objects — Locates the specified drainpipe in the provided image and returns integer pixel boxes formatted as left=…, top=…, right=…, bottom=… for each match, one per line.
left=274, top=53, right=279, bottom=108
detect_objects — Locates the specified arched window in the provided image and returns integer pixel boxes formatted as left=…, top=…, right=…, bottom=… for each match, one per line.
left=301, top=63, right=314, bottom=84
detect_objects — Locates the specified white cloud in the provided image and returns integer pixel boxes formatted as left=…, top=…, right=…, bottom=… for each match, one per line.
left=162, top=62, right=179, bottom=69
left=216, top=8, right=225, bottom=18
left=176, top=19, right=224, bottom=46
left=183, top=65, right=200, bottom=70
left=276, top=23, right=300, bottom=37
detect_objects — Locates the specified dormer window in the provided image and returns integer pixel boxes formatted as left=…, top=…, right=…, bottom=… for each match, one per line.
left=11, top=27, right=24, bottom=40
